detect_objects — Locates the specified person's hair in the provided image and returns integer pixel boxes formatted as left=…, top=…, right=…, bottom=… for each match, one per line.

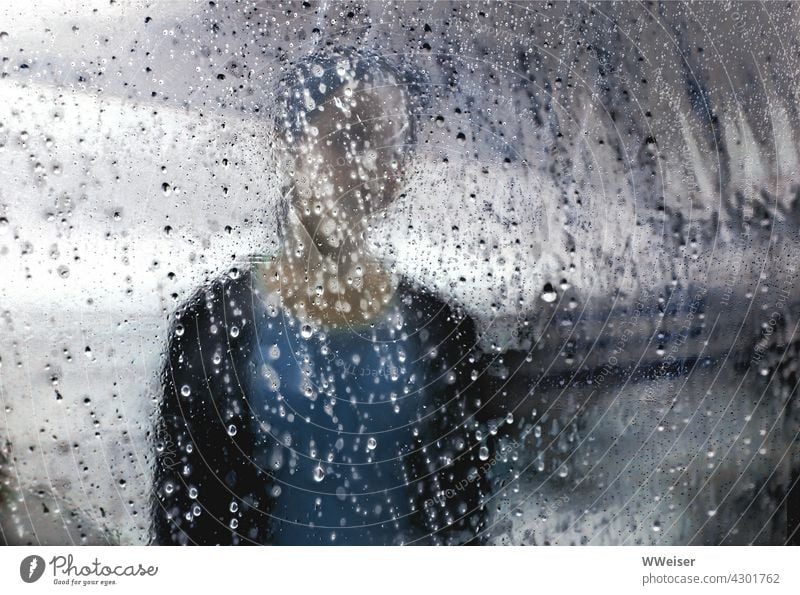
left=272, top=46, right=427, bottom=250
left=275, top=46, right=423, bottom=152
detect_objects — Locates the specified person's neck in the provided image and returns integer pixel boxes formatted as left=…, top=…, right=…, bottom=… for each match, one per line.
left=257, top=209, right=396, bottom=328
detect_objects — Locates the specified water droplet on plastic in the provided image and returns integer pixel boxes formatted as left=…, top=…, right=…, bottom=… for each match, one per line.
left=541, top=283, right=557, bottom=303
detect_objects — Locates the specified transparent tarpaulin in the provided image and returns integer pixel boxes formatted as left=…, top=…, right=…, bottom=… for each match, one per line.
left=0, top=0, right=797, bottom=545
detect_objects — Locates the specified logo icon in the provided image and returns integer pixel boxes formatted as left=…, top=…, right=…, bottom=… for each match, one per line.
left=20, top=555, right=45, bottom=583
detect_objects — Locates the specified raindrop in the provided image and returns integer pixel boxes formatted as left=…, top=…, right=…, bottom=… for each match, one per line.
left=541, top=283, right=557, bottom=303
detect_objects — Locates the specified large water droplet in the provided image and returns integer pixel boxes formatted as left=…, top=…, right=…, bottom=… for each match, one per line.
left=541, top=282, right=558, bottom=303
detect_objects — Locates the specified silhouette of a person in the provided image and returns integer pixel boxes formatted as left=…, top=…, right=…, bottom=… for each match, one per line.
left=153, top=48, right=491, bottom=545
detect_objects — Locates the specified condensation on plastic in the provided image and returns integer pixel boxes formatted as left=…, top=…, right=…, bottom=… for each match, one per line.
left=0, top=1, right=798, bottom=545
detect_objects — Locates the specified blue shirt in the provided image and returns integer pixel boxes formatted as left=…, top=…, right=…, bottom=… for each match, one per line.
left=154, top=268, right=488, bottom=545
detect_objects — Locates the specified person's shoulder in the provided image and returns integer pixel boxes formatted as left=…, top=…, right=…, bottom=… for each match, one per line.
left=395, top=277, right=475, bottom=335
left=175, top=268, right=256, bottom=318
left=167, top=268, right=266, bottom=361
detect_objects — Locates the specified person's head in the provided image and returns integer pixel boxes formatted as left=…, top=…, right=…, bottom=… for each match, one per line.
left=277, top=47, right=417, bottom=257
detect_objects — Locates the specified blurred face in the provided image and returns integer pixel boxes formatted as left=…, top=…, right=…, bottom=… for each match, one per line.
left=286, top=75, right=411, bottom=257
